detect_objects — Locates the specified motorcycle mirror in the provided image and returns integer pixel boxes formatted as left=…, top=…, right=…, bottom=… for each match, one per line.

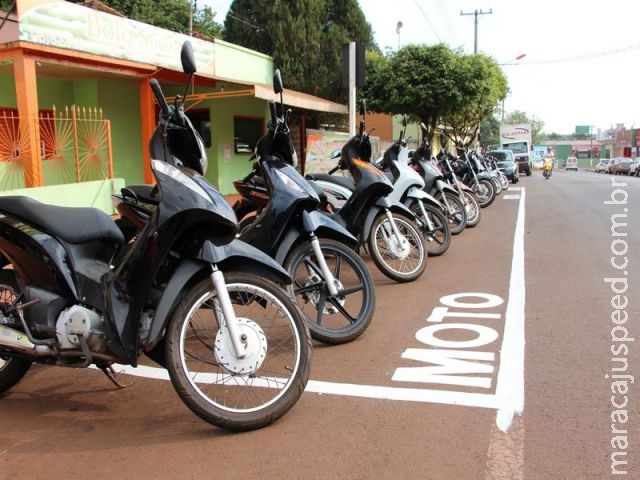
left=359, top=100, right=366, bottom=116
left=420, top=122, right=427, bottom=133
left=330, top=149, right=342, bottom=160
left=402, top=115, right=407, bottom=127
left=273, top=69, right=283, bottom=94
left=180, top=41, right=197, bottom=74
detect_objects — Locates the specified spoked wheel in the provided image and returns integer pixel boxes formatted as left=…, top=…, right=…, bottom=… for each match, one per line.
left=473, top=179, right=496, bottom=208
left=368, top=212, right=427, bottom=282
left=165, top=272, right=311, bottom=431
left=285, top=239, right=376, bottom=344
left=0, top=270, right=32, bottom=394
left=461, top=191, right=481, bottom=228
left=439, top=192, right=467, bottom=235
left=410, top=201, right=451, bottom=257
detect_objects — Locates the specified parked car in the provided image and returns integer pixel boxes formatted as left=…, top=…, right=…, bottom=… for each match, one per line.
left=609, top=157, right=632, bottom=175
left=565, top=156, right=578, bottom=171
left=595, top=159, right=611, bottom=173
left=629, top=158, right=640, bottom=176
left=486, top=149, right=519, bottom=183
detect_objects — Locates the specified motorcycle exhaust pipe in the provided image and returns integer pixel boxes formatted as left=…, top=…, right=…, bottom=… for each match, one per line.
left=0, top=324, right=52, bottom=356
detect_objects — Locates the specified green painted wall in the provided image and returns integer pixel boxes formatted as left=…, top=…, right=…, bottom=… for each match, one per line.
left=0, top=72, right=16, bottom=106
left=204, top=95, right=268, bottom=194
left=98, top=79, right=144, bottom=184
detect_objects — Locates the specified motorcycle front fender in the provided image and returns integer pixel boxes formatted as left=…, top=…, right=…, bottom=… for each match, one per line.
left=361, top=198, right=415, bottom=241
left=404, top=187, right=444, bottom=209
left=274, top=210, right=358, bottom=264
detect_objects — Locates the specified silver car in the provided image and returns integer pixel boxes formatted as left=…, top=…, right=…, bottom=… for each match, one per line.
left=595, top=159, right=611, bottom=173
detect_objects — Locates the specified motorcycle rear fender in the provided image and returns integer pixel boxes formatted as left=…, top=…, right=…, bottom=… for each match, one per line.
left=274, top=209, right=357, bottom=264
left=476, top=172, right=493, bottom=181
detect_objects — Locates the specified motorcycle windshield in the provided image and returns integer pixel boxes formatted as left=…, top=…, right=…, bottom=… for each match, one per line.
left=152, top=160, right=237, bottom=232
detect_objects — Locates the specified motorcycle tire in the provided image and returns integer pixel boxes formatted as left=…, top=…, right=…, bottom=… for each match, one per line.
left=285, top=238, right=376, bottom=344
left=439, top=192, right=467, bottom=235
left=368, top=212, right=427, bottom=283
left=0, top=270, right=33, bottom=394
left=500, top=174, right=509, bottom=190
left=492, top=177, right=502, bottom=195
left=165, top=272, right=311, bottom=431
left=409, top=201, right=451, bottom=257
left=462, top=191, right=481, bottom=228
left=473, top=178, right=496, bottom=208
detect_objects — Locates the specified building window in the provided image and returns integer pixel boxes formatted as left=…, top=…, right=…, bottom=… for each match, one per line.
left=233, top=116, right=263, bottom=154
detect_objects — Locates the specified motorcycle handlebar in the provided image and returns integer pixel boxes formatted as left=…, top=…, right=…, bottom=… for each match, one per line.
left=149, top=79, right=170, bottom=116
left=269, top=100, right=277, bottom=125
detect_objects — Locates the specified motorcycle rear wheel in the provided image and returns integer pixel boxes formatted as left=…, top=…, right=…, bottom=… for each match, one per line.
left=285, top=238, right=376, bottom=344
left=409, top=201, right=451, bottom=257
left=0, top=270, right=32, bottom=394
left=165, top=272, right=311, bottom=431
left=368, top=212, right=427, bottom=282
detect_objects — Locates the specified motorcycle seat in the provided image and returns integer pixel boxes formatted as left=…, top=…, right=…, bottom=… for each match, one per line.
left=304, top=173, right=355, bottom=191
left=0, top=196, right=124, bottom=246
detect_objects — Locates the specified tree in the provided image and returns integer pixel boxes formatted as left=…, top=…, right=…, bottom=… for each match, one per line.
left=97, top=0, right=222, bottom=38
left=444, top=53, right=508, bottom=148
left=223, top=0, right=375, bottom=118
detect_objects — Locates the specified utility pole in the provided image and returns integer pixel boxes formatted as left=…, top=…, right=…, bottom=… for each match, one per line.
left=460, top=9, right=492, bottom=53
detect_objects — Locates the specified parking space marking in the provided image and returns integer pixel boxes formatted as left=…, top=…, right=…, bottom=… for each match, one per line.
left=106, top=189, right=527, bottom=431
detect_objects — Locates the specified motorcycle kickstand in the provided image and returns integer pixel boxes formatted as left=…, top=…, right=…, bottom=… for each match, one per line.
left=99, top=365, right=133, bottom=389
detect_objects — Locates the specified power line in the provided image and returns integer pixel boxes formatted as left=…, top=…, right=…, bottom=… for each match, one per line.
left=519, top=43, right=640, bottom=65
left=412, top=0, right=442, bottom=43
left=460, top=8, right=492, bottom=53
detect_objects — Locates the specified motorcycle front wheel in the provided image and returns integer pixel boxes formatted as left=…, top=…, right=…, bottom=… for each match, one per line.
left=439, top=192, right=467, bottom=235
left=473, top=178, right=496, bottom=208
left=462, top=191, right=481, bottom=228
left=368, top=212, right=427, bottom=282
left=165, top=272, right=311, bottom=431
left=285, top=238, right=376, bottom=344
left=409, top=201, right=451, bottom=257
left=0, top=270, right=32, bottom=394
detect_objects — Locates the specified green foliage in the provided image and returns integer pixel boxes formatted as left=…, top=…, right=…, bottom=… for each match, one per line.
left=361, top=44, right=507, bottom=147
left=223, top=0, right=375, bottom=116
left=97, top=0, right=222, bottom=38
left=0, top=0, right=15, bottom=13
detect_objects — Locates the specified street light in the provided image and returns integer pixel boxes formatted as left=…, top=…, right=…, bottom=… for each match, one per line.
left=500, top=53, right=526, bottom=121
left=396, top=21, right=403, bottom=50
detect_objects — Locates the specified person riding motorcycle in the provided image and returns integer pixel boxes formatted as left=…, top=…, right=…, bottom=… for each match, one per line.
left=542, top=154, right=554, bottom=178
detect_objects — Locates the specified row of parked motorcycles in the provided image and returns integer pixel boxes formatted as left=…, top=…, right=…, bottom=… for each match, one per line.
left=0, top=41, right=508, bottom=432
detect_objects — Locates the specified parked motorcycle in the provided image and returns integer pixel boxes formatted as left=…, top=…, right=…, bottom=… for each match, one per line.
left=450, top=147, right=496, bottom=208
left=433, top=147, right=481, bottom=228
left=237, top=70, right=376, bottom=345
left=408, top=123, right=469, bottom=235
left=0, top=42, right=311, bottom=432
left=373, top=116, right=451, bottom=256
left=306, top=102, right=427, bottom=282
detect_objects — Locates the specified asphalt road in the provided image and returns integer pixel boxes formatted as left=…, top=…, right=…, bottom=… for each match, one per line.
left=1, top=168, right=638, bottom=480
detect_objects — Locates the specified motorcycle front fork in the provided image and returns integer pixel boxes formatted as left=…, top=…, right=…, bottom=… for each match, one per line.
left=210, top=266, right=247, bottom=359
left=415, top=200, right=435, bottom=231
left=308, top=232, right=340, bottom=296
left=384, top=209, right=409, bottom=248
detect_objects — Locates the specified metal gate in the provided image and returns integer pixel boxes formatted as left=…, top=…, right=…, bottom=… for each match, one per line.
left=0, top=105, right=113, bottom=191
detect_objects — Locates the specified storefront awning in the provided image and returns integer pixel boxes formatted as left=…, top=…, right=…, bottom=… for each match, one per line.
left=186, top=80, right=347, bottom=115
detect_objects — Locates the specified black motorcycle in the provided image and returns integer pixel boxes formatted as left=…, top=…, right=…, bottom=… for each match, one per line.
left=306, top=102, right=427, bottom=283
left=237, top=71, right=376, bottom=345
left=0, top=42, right=311, bottom=432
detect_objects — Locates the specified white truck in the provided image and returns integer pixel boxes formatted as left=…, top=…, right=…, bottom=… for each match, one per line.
left=499, top=123, right=532, bottom=176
